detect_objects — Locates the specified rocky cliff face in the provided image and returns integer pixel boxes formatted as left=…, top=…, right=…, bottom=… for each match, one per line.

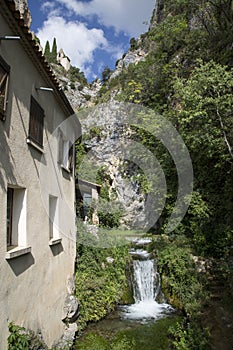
left=71, top=3, right=159, bottom=229
left=14, top=0, right=31, bottom=27
left=78, top=101, right=151, bottom=229
left=51, top=2, right=159, bottom=229
left=110, top=46, right=147, bottom=80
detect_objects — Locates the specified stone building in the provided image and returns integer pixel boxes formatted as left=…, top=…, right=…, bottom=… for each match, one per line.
left=57, top=48, right=71, bottom=71
left=76, top=179, right=101, bottom=224
left=0, top=0, right=80, bottom=348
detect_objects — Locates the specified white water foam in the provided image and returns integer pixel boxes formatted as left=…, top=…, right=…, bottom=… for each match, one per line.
left=121, top=301, right=172, bottom=320
left=121, top=254, right=173, bottom=320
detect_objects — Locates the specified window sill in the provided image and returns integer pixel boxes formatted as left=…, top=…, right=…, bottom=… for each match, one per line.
left=61, top=164, right=72, bottom=174
left=5, top=246, right=32, bottom=260
left=49, top=238, right=62, bottom=246
left=26, top=138, right=44, bottom=153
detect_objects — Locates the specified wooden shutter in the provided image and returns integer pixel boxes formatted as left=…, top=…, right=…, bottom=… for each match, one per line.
left=68, top=142, right=74, bottom=172
left=0, top=56, right=10, bottom=121
left=29, top=96, right=45, bottom=147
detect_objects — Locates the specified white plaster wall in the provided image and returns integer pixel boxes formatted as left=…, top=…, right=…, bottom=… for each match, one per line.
left=0, top=12, right=78, bottom=349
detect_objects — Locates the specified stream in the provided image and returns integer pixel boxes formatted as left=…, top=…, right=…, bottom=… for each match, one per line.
left=75, top=238, right=179, bottom=349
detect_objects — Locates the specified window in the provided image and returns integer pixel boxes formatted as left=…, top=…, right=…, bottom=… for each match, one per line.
left=6, top=188, right=14, bottom=247
left=28, top=96, right=44, bottom=148
left=58, top=129, right=74, bottom=173
left=0, top=56, right=10, bottom=121
left=6, top=187, right=27, bottom=249
left=63, top=140, right=74, bottom=172
left=49, top=195, right=61, bottom=245
left=83, top=192, right=92, bottom=218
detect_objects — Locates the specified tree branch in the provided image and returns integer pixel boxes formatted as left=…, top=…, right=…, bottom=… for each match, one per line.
left=216, top=106, right=233, bottom=161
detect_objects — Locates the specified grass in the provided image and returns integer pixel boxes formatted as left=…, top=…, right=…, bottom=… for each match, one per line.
left=75, top=315, right=182, bottom=350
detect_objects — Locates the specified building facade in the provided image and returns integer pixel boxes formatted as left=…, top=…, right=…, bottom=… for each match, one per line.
left=76, top=179, right=101, bottom=224
left=0, top=0, right=80, bottom=348
left=57, top=49, right=71, bottom=72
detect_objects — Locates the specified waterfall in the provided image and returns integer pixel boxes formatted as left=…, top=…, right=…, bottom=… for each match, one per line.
left=121, top=245, right=172, bottom=320
left=133, top=259, right=156, bottom=302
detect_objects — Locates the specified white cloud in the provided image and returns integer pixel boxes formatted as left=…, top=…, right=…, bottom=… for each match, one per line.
left=35, top=0, right=155, bottom=80
left=54, top=0, right=155, bottom=37
left=36, top=16, right=108, bottom=76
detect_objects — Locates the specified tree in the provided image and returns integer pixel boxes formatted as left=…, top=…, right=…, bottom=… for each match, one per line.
left=51, top=38, right=57, bottom=63
left=44, top=40, right=51, bottom=62
left=130, top=37, right=138, bottom=50
left=173, top=60, right=233, bottom=255
left=102, top=66, right=111, bottom=82
left=174, top=60, right=233, bottom=163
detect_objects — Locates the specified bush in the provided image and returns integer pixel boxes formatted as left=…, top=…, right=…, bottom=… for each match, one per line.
left=75, top=228, right=131, bottom=331
left=156, top=238, right=207, bottom=316
left=8, top=323, right=30, bottom=350
left=169, top=318, right=209, bottom=350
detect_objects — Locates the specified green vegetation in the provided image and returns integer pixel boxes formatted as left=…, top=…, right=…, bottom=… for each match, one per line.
left=75, top=225, right=132, bottom=332
left=44, top=40, right=51, bottom=63
left=76, top=145, right=123, bottom=227
left=51, top=38, right=57, bottom=63
left=96, top=0, right=233, bottom=258
left=7, top=322, right=49, bottom=350
left=150, top=234, right=210, bottom=348
left=44, top=38, right=57, bottom=64
left=74, top=1, right=233, bottom=348
left=68, top=65, right=88, bottom=87
left=153, top=235, right=208, bottom=315
left=101, top=66, right=112, bottom=82
left=8, top=323, right=30, bottom=350
left=75, top=316, right=183, bottom=350
left=75, top=333, right=135, bottom=350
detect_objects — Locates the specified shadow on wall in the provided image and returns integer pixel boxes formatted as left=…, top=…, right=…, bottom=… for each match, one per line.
left=0, top=126, right=17, bottom=191
left=7, top=252, right=35, bottom=276
left=50, top=242, right=64, bottom=256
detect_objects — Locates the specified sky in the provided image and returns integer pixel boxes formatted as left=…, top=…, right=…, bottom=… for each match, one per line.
left=27, top=0, right=155, bottom=82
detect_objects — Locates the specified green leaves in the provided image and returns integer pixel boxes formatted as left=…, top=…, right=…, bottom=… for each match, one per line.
left=8, top=323, right=30, bottom=350
left=157, top=237, right=207, bottom=316
left=75, top=229, right=130, bottom=331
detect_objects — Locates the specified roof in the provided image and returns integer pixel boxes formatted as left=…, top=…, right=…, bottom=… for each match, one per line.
left=77, top=178, right=102, bottom=189
left=0, top=0, right=75, bottom=116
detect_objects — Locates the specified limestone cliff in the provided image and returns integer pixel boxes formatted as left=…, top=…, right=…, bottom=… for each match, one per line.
left=14, top=0, right=31, bottom=27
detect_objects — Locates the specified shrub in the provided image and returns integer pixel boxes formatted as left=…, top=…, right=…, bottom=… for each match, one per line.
left=8, top=323, right=30, bottom=350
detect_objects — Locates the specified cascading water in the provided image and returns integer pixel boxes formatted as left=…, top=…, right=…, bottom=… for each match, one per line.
left=122, top=242, right=172, bottom=320
left=133, top=259, right=156, bottom=302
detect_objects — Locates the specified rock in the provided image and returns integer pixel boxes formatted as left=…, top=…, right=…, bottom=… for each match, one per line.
left=63, top=295, right=79, bottom=323
left=110, top=48, right=147, bottom=80
left=78, top=102, right=150, bottom=229
left=55, top=323, right=78, bottom=349
left=85, top=224, right=99, bottom=239
left=14, top=0, right=32, bottom=27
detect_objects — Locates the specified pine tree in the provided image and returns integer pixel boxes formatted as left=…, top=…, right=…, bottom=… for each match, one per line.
left=44, top=40, right=51, bottom=62
left=51, top=38, right=58, bottom=63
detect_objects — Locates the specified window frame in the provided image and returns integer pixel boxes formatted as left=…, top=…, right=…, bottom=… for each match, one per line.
left=49, top=194, right=62, bottom=245
left=6, top=186, right=28, bottom=257
left=0, top=55, right=10, bottom=121
left=28, top=96, right=45, bottom=149
left=6, top=187, right=14, bottom=247
left=58, top=129, right=74, bottom=174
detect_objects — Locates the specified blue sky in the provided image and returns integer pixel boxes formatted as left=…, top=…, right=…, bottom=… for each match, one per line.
left=27, top=0, right=155, bottom=81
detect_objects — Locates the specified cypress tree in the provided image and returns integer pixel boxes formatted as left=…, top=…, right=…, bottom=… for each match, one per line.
left=44, top=40, right=51, bottom=62
left=51, top=38, right=58, bottom=63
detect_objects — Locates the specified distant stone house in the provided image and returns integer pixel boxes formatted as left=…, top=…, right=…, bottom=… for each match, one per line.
left=57, top=48, right=71, bottom=71
left=76, top=179, right=101, bottom=224
left=0, top=0, right=81, bottom=348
